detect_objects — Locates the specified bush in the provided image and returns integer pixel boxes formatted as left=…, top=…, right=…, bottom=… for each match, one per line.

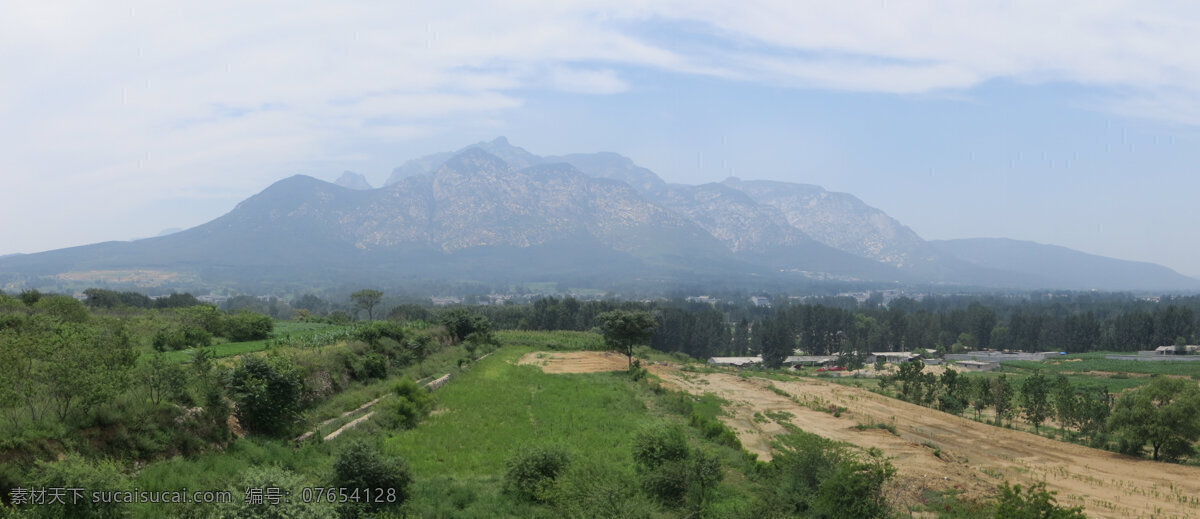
left=354, top=321, right=407, bottom=347
left=553, top=461, right=657, bottom=519
left=222, top=311, right=273, bottom=342
left=764, top=431, right=895, bottom=518
left=229, top=356, right=303, bottom=435
left=331, top=441, right=412, bottom=517
left=34, top=295, right=90, bottom=323
left=993, top=481, right=1085, bottom=518
left=381, top=378, right=434, bottom=430
left=22, top=453, right=128, bottom=518
left=631, top=424, right=722, bottom=507
left=359, top=353, right=388, bottom=380
left=213, top=465, right=333, bottom=519
left=504, top=446, right=571, bottom=502
left=632, top=424, right=690, bottom=470
left=152, top=324, right=212, bottom=351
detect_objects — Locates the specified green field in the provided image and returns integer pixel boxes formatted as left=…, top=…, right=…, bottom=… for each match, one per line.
left=149, top=321, right=351, bottom=363
left=493, top=329, right=605, bottom=351
left=1001, top=352, right=1200, bottom=378
left=118, top=335, right=760, bottom=518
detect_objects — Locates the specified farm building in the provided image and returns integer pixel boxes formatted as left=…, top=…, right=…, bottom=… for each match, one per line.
left=707, top=355, right=839, bottom=367
left=955, top=360, right=998, bottom=372
left=1154, top=345, right=1199, bottom=355
left=785, top=355, right=839, bottom=367
left=871, top=352, right=920, bottom=363
left=945, top=351, right=1063, bottom=362
left=707, top=356, right=762, bottom=366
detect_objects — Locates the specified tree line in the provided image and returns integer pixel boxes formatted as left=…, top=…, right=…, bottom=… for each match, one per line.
left=880, top=361, right=1200, bottom=462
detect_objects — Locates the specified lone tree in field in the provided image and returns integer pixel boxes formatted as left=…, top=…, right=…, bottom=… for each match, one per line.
left=1108, top=376, right=1200, bottom=461
left=597, top=310, right=657, bottom=369
left=350, top=289, right=384, bottom=321
left=1020, top=370, right=1052, bottom=433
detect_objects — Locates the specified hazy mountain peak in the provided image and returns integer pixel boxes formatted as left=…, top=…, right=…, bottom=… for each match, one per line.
left=334, top=170, right=373, bottom=190
left=546, top=151, right=667, bottom=195
left=440, top=147, right=512, bottom=174
left=461, top=136, right=541, bottom=170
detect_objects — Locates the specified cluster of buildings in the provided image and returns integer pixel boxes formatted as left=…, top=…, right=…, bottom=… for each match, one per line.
left=706, top=349, right=1075, bottom=373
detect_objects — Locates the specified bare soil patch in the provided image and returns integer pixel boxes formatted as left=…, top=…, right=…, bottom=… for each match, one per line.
left=647, top=367, right=1200, bottom=518
left=527, top=354, right=1200, bottom=517
left=516, top=351, right=628, bottom=373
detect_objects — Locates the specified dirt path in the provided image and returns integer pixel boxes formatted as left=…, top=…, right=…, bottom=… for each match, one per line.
left=523, top=351, right=1200, bottom=518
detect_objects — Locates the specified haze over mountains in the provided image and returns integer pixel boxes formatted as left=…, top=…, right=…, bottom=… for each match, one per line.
left=1, top=137, right=1196, bottom=293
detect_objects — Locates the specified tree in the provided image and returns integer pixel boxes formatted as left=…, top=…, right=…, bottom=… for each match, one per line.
left=350, top=289, right=384, bottom=321
left=991, top=375, right=1015, bottom=426
left=597, top=310, right=657, bottom=369
left=439, top=308, right=493, bottom=343
left=970, top=377, right=990, bottom=420
left=758, top=317, right=792, bottom=369
left=138, top=353, right=188, bottom=405
left=1052, top=375, right=1077, bottom=434
left=1020, top=371, right=1052, bottom=432
left=937, top=368, right=968, bottom=416
left=42, top=321, right=137, bottom=422
left=1108, top=377, right=1200, bottom=461
left=732, top=318, right=751, bottom=356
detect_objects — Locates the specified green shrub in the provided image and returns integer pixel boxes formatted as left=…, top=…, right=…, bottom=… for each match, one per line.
left=213, top=465, right=333, bottom=519
left=229, top=356, right=303, bottom=435
left=632, top=424, right=690, bottom=470
left=389, top=379, right=432, bottom=430
left=553, top=461, right=657, bottom=519
left=22, top=453, right=128, bottom=519
left=504, top=446, right=571, bottom=502
left=359, top=353, right=388, bottom=380
left=993, top=481, right=1085, bottom=518
left=765, top=431, right=895, bottom=518
left=631, top=424, right=722, bottom=507
left=331, top=440, right=412, bottom=517
left=222, top=311, right=273, bottom=342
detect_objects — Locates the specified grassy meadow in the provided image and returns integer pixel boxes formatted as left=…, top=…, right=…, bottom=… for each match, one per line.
left=113, top=333, right=761, bottom=518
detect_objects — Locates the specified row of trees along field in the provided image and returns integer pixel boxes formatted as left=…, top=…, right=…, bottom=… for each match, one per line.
left=879, top=361, right=1200, bottom=462
left=453, top=293, right=1200, bottom=360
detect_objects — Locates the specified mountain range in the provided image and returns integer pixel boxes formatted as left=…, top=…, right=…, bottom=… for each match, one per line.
left=1, top=137, right=1196, bottom=293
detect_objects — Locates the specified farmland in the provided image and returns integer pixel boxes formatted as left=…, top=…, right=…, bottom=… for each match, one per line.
left=534, top=351, right=1200, bottom=518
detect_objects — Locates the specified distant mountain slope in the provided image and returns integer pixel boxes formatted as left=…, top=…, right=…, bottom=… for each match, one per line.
left=384, top=137, right=542, bottom=186
left=0, top=149, right=751, bottom=288
left=2, top=137, right=1194, bottom=293
left=546, top=152, right=667, bottom=196
left=930, top=238, right=1200, bottom=291
left=720, top=178, right=933, bottom=267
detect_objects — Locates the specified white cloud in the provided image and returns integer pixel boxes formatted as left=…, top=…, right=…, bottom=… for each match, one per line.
left=3, top=0, right=1200, bottom=254
left=548, top=67, right=628, bottom=94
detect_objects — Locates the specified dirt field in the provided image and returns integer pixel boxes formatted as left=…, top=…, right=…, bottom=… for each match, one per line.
left=525, top=351, right=1200, bottom=518
left=516, top=350, right=629, bottom=373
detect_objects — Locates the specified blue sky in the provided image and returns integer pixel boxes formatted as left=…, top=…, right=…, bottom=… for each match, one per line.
left=3, top=2, right=1200, bottom=277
